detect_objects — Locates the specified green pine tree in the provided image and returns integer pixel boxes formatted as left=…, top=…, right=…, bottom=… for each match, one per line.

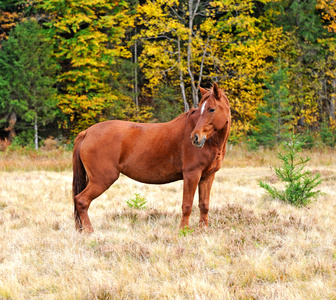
left=267, top=0, right=329, bottom=131
left=259, top=134, right=323, bottom=207
left=249, top=61, right=293, bottom=148
left=0, top=19, right=58, bottom=149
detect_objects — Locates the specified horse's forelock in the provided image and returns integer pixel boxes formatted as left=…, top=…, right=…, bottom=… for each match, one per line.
left=199, top=85, right=229, bottom=108
left=199, top=89, right=218, bottom=105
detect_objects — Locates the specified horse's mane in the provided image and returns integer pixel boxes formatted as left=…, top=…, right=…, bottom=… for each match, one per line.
left=173, top=108, right=198, bottom=122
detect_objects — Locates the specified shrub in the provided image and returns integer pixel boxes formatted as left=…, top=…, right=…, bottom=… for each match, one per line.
left=320, top=122, right=336, bottom=148
left=42, top=136, right=58, bottom=151
left=9, top=131, right=35, bottom=150
left=259, top=134, right=323, bottom=207
left=298, top=130, right=316, bottom=149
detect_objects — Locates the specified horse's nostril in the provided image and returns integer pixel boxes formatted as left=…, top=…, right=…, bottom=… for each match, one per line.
left=194, top=134, right=199, bottom=143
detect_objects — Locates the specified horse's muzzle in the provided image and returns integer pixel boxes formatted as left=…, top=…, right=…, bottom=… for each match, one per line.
left=191, top=134, right=206, bottom=148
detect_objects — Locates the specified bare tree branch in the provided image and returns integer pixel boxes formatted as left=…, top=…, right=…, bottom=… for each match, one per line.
left=197, top=36, right=210, bottom=93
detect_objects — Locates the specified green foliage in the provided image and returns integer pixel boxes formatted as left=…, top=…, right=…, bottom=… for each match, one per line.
left=9, top=131, right=35, bottom=149
left=126, top=193, right=147, bottom=210
left=107, top=58, right=153, bottom=123
left=320, top=122, right=336, bottom=147
left=298, top=130, right=316, bottom=149
left=0, top=19, right=58, bottom=148
left=153, top=86, right=183, bottom=122
left=179, top=226, right=194, bottom=237
left=259, top=135, right=323, bottom=207
left=273, top=0, right=325, bottom=43
left=268, top=0, right=334, bottom=130
left=1, top=0, right=336, bottom=142
left=249, top=62, right=293, bottom=149
left=41, top=0, right=133, bottom=135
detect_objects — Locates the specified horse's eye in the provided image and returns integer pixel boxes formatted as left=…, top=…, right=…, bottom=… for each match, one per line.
left=209, top=108, right=216, bottom=113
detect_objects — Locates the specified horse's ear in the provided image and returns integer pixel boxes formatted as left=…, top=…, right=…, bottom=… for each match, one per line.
left=213, top=82, right=220, bottom=100
left=199, top=86, right=207, bottom=96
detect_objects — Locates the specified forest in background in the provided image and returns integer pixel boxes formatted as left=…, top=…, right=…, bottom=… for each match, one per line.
left=0, top=0, right=336, bottom=149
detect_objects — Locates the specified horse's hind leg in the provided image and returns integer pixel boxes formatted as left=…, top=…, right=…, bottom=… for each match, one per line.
left=74, top=172, right=119, bottom=233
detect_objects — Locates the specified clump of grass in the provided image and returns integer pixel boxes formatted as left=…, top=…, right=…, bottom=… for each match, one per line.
left=126, top=193, right=147, bottom=210
left=259, top=135, right=323, bottom=207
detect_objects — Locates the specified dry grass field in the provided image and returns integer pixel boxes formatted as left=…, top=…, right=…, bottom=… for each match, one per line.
left=0, top=146, right=335, bottom=299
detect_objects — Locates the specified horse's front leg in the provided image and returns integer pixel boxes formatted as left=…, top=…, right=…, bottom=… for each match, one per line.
left=180, top=171, right=202, bottom=228
left=198, top=174, right=215, bottom=227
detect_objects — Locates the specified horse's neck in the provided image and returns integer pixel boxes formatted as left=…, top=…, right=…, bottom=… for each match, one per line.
left=167, top=109, right=197, bottom=132
left=184, top=109, right=198, bottom=128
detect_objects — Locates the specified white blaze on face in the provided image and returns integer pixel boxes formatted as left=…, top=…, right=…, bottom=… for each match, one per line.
left=201, top=101, right=207, bottom=115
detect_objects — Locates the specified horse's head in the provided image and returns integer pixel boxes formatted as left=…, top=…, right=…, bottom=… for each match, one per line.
left=190, top=83, right=231, bottom=148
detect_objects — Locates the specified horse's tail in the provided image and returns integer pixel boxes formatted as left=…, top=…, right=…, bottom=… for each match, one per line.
left=72, top=130, right=87, bottom=229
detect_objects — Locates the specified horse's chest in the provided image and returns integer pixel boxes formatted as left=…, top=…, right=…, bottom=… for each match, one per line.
left=211, top=154, right=222, bottom=171
left=204, top=151, right=223, bottom=174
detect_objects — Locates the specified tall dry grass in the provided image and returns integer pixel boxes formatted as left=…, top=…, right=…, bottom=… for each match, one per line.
left=0, top=146, right=335, bottom=299
left=0, top=148, right=71, bottom=172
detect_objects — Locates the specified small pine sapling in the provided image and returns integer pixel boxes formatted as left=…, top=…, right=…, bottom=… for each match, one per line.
left=126, top=193, right=147, bottom=210
left=259, top=135, right=323, bottom=207
left=179, top=226, right=194, bottom=237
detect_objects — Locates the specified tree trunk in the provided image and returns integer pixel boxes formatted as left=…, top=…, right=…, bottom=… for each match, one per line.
left=330, top=78, right=336, bottom=120
left=196, top=36, right=210, bottom=98
left=178, top=36, right=189, bottom=112
left=134, top=28, right=139, bottom=122
left=34, top=115, right=38, bottom=150
left=187, top=0, right=200, bottom=108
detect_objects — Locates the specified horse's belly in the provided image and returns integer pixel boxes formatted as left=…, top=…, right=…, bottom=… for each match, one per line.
left=122, top=168, right=183, bottom=184
left=119, top=141, right=183, bottom=184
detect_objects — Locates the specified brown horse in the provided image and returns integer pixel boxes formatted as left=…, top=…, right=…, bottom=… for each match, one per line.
left=73, top=83, right=231, bottom=233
